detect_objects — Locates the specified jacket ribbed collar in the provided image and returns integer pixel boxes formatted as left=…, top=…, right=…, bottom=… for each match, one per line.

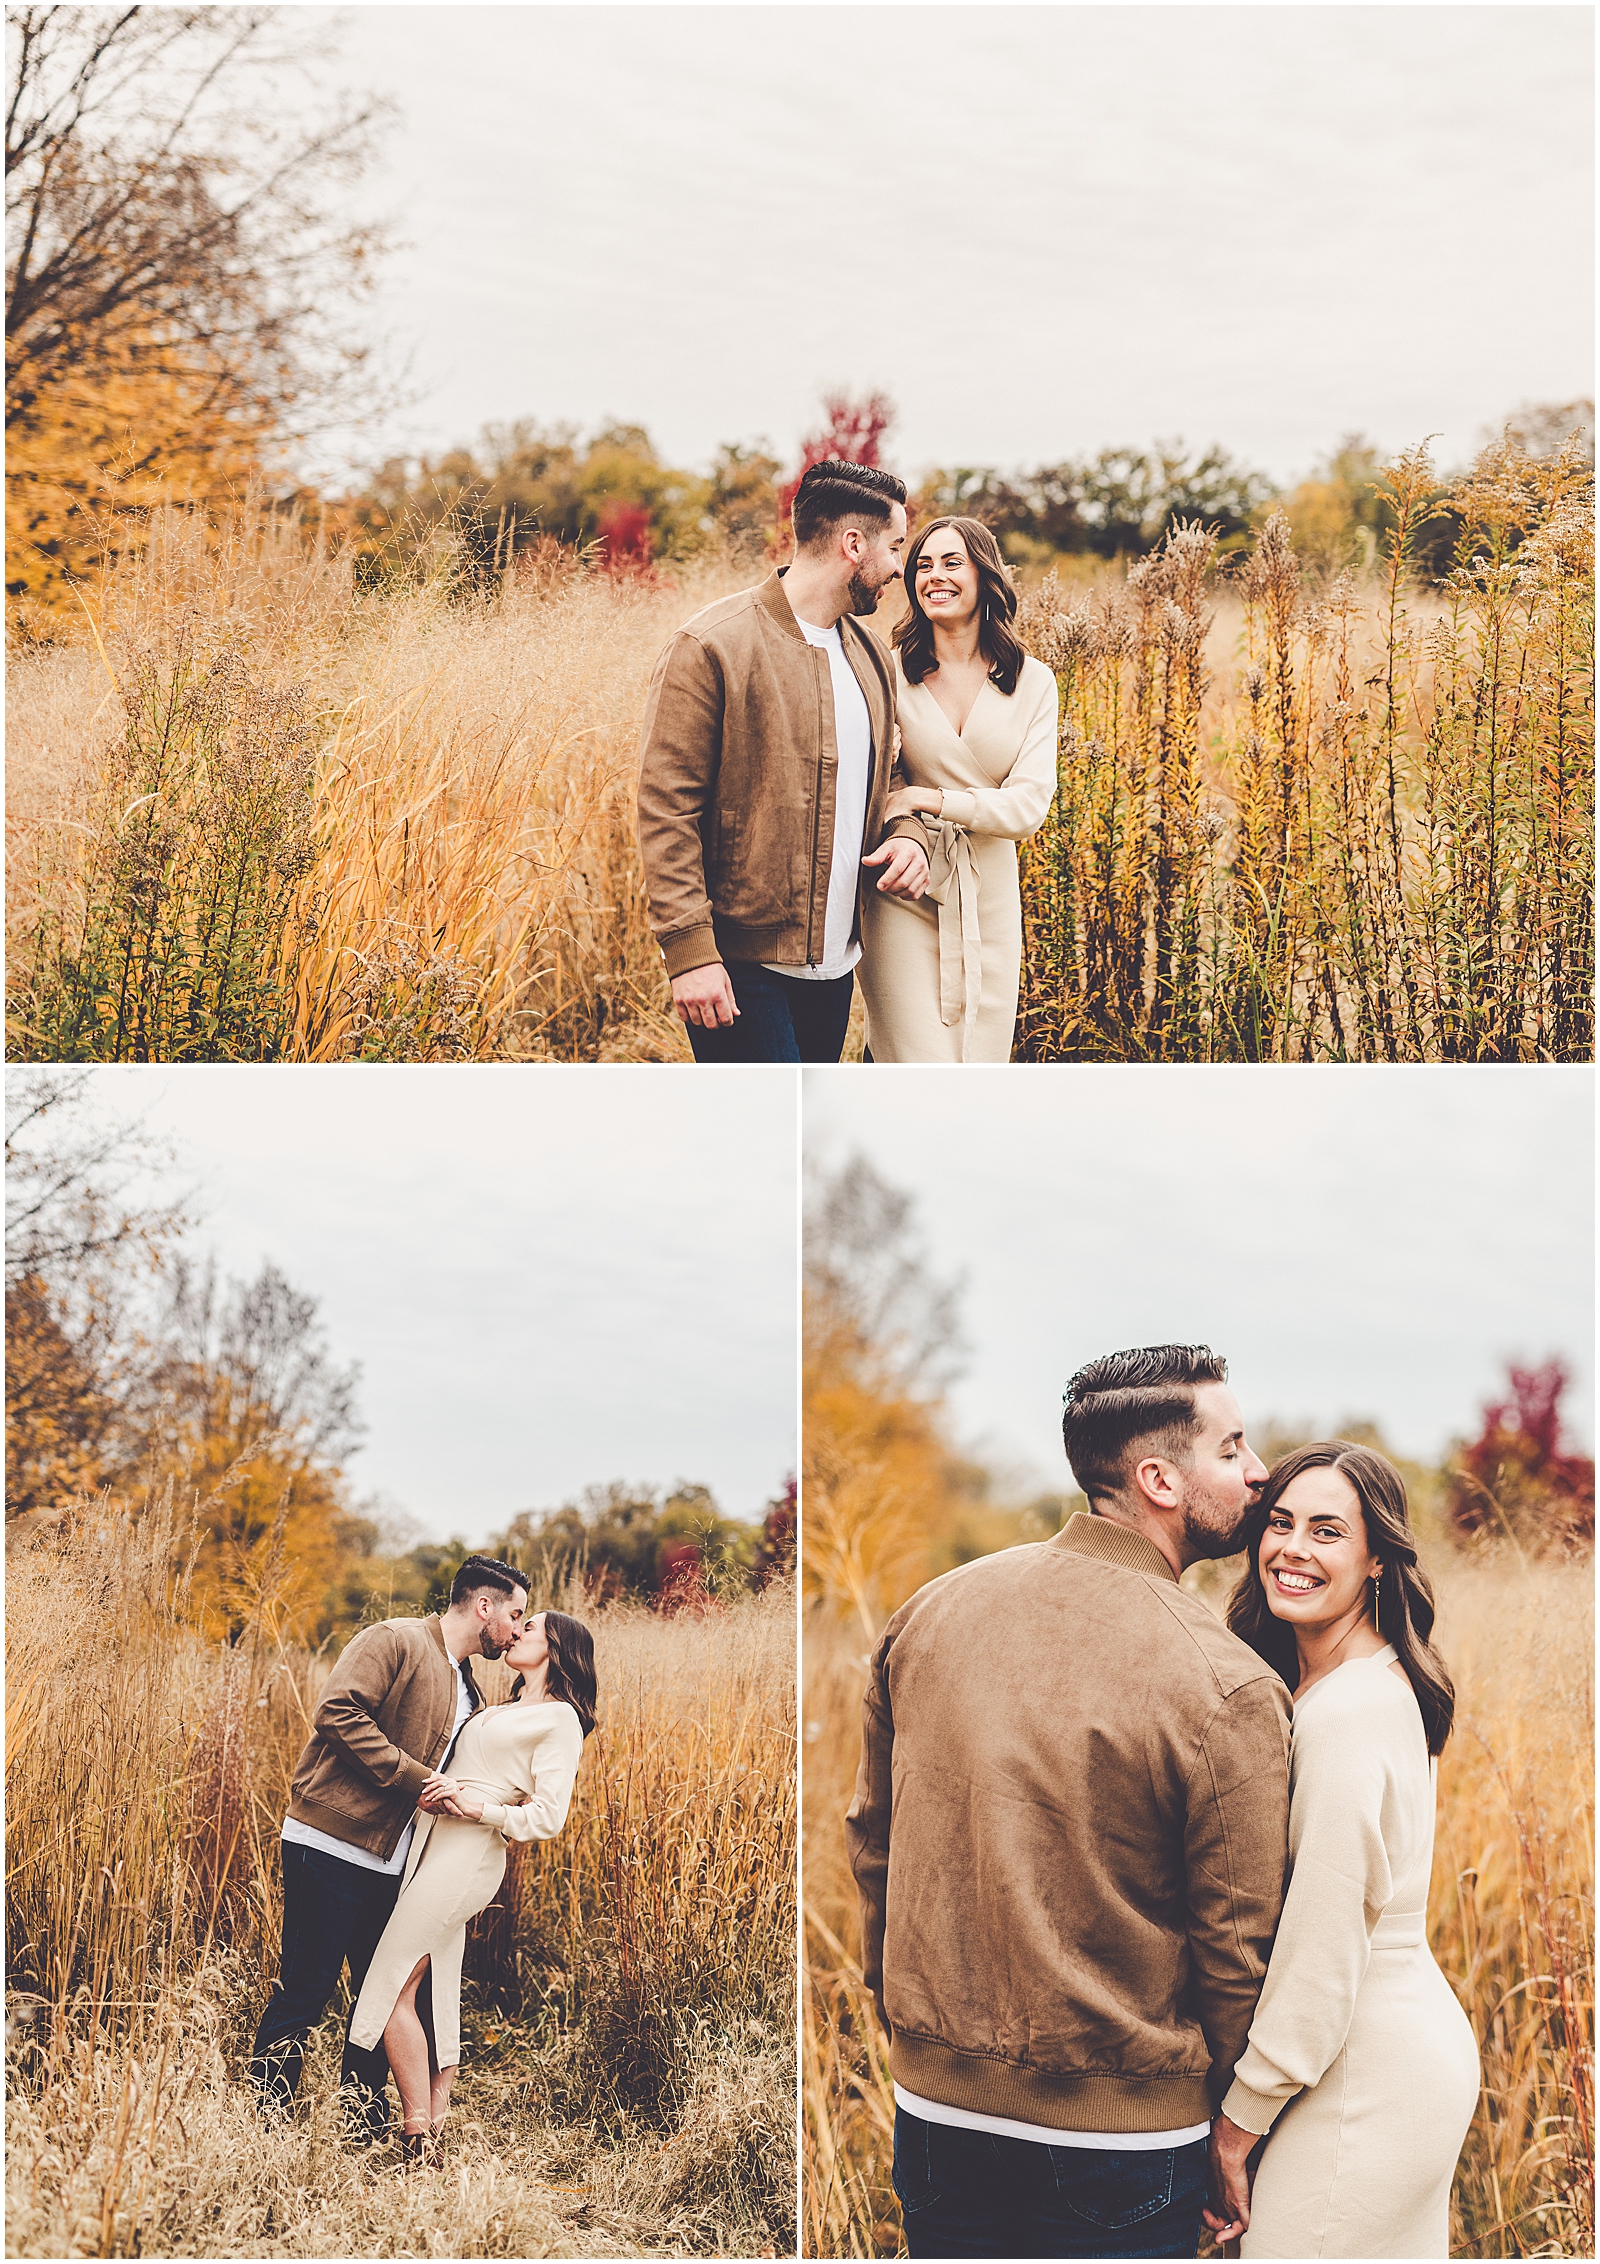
left=759, top=566, right=877, bottom=661
left=1049, top=1509, right=1180, bottom=1586
left=758, top=567, right=807, bottom=641
left=428, top=1612, right=483, bottom=1709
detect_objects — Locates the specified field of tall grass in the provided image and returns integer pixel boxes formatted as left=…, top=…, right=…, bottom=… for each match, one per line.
left=5, top=513, right=735, bottom=1063
left=5, top=1499, right=797, bottom=2258
left=1015, top=437, right=1594, bottom=1061
left=802, top=1554, right=1594, bottom=2260
left=7, top=434, right=1590, bottom=1065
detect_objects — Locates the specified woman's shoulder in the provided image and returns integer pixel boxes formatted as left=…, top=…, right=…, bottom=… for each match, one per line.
left=1014, top=651, right=1059, bottom=701
left=508, top=1696, right=584, bottom=1743
left=1295, top=1654, right=1419, bottom=1749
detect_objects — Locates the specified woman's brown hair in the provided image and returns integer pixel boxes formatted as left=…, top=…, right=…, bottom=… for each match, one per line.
left=509, top=1610, right=598, bottom=1739
left=893, top=516, right=1027, bottom=697
left=1226, top=1441, right=1456, bottom=1756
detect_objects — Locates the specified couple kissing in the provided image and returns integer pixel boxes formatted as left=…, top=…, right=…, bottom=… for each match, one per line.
left=636, top=458, right=1058, bottom=1064
left=847, top=1343, right=1479, bottom=2260
left=250, top=1558, right=596, bottom=2160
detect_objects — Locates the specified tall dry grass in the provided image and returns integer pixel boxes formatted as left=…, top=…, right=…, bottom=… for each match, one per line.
left=8, top=435, right=1588, bottom=1064
left=802, top=1554, right=1594, bottom=2260
left=6, top=510, right=758, bottom=1062
left=5, top=1498, right=797, bottom=2258
left=1016, top=436, right=1594, bottom=1061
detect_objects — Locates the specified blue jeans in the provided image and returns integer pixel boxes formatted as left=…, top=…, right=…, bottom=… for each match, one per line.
left=893, top=2109, right=1210, bottom=2259
left=249, top=1841, right=400, bottom=2134
left=684, top=959, right=854, bottom=1063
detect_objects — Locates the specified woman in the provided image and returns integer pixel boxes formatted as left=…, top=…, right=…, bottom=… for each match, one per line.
left=858, top=516, right=1059, bottom=1062
left=1205, top=1444, right=1480, bottom=2259
left=349, top=1610, right=597, bottom=2159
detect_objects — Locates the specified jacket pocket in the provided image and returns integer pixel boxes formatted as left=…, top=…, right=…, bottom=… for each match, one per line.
left=712, top=800, right=797, bottom=930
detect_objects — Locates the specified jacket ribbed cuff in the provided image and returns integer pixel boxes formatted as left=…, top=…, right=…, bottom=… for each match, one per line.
left=886, top=814, right=932, bottom=852
left=661, top=925, right=722, bottom=980
left=1220, top=2076, right=1285, bottom=2137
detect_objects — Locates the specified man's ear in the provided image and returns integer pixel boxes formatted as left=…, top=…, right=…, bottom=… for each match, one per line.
left=1131, top=1455, right=1182, bottom=1514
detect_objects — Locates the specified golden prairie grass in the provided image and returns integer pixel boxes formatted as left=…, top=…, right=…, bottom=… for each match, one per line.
left=801, top=1556, right=1594, bottom=2260
left=5, top=508, right=756, bottom=1062
left=5, top=1499, right=797, bottom=2258
left=7, top=433, right=1590, bottom=1064
left=1016, top=436, right=1595, bottom=1061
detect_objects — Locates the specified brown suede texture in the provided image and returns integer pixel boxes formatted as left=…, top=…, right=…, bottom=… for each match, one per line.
left=846, top=1513, right=1292, bottom=2132
left=635, top=570, right=931, bottom=978
left=287, top=1616, right=481, bottom=1860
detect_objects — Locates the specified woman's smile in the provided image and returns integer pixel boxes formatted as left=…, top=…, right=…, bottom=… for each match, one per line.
left=1269, top=1565, right=1325, bottom=1596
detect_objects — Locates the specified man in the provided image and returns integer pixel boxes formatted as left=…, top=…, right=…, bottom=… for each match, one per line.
left=636, top=457, right=932, bottom=1062
left=846, top=1344, right=1291, bottom=2260
left=249, top=1555, right=528, bottom=2136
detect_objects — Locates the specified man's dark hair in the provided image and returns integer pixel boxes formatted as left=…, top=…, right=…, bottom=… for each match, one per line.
left=449, top=1554, right=528, bottom=1607
left=791, top=458, right=907, bottom=552
left=1061, top=1345, right=1229, bottom=1503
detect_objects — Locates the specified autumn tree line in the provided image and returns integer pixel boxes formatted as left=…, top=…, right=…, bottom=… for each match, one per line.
left=803, top=1153, right=1594, bottom=1641
left=9, top=9, right=1592, bottom=641
left=5, top=1071, right=792, bottom=1640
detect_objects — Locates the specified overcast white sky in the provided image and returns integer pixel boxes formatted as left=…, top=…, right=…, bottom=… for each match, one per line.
left=804, top=1065, right=1594, bottom=1490
left=78, top=1066, right=797, bottom=1547
left=302, top=2, right=1593, bottom=487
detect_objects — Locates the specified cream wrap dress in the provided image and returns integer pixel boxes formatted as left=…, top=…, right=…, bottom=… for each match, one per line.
left=1226, top=1648, right=1480, bottom=2259
left=349, top=1698, right=584, bottom=2070
left=858, top=652, right=1059, bottom=1063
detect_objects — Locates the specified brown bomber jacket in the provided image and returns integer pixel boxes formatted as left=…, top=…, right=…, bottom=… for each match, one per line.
left=635, top=570, right=931, bottom=978
left=287, top=1615, right=481, bottom=1861
left=846, top=1513, right=1292, bottom=2134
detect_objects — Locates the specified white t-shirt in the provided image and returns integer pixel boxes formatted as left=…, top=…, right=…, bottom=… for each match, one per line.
left=895, top=2084, right=1209, bottom=2153
left=281, top=1654, right=476, bottom=1876
left=763, top=611, right=872, bottom=982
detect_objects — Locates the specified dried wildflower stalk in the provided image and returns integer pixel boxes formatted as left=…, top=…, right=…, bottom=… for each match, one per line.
left=1017, top=434, right=1594, bottom=1062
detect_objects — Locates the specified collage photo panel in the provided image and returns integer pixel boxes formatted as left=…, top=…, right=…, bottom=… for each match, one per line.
left=3, top=7, right=1593, bottom=2264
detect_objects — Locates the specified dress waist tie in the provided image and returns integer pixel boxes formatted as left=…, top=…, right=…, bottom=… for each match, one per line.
left=924, top=822, right=983, bottom=1061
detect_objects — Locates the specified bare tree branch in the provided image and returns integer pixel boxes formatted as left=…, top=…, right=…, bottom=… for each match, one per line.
left=6, top=6, right=395, bottom=443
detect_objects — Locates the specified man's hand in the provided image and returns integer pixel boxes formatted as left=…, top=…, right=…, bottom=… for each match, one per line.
left=670, top=963, right=738, bottom=1029
left=863, top=839, right=930, bottom=900
left=1203, top=2111, right=1259, bottom=2247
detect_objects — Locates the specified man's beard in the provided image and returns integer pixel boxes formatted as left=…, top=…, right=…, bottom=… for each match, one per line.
left=847, top=569, right=883, bottom=615
left=1180, top=1487, right=1254, bottom=1562
left=478, top=1629, right=506, bottom=1658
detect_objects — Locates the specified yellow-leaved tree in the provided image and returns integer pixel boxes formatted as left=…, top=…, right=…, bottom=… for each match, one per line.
left=6, top=6, right=391, bottom=637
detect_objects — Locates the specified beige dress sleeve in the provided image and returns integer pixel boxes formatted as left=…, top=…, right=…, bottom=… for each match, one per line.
left=478, top=1704, right=584, bottom=1840
left=1223, top=1652, right=1406, bottom=2133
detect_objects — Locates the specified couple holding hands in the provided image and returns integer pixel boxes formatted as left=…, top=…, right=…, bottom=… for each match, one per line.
left=636, top=457, right=1059, bottom=1063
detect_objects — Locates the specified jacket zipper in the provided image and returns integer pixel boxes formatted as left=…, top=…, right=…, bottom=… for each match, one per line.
left=807, top=646, right=826, bottom=965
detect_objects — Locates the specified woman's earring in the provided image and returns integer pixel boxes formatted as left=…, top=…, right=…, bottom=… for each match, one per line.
left=1372, top=1567, right=1383, bottom=1618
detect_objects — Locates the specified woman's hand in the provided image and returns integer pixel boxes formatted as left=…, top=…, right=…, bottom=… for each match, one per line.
left=438, top=1791, right=485, bottom=1822
left=883, top=785, right=943, bottom=823
left=417, top=1774, right=462, bottom=1812
left=1203, top=2112, right=1259, bottom=2246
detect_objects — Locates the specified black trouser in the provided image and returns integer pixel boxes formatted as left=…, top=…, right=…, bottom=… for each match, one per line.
left=249, top=1840, right=399, bottom=2134
left=683, top=959, right=855, bottom=1063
